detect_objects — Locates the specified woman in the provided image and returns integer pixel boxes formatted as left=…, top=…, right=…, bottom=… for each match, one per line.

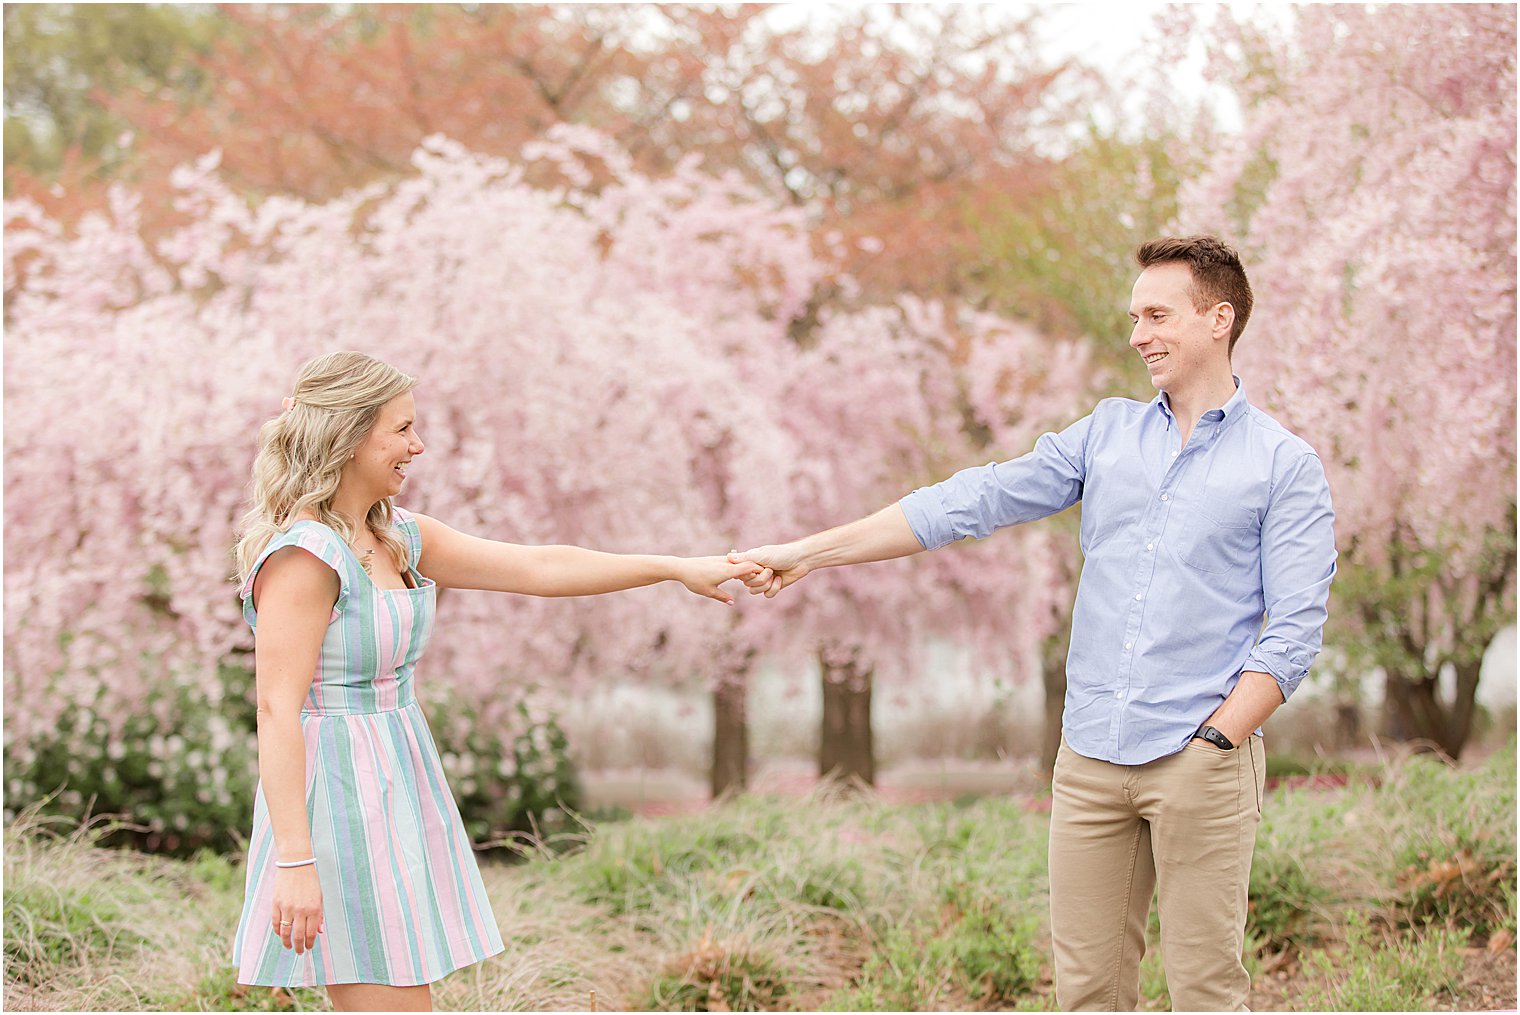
left=231, top=351, right=758, bottom=1011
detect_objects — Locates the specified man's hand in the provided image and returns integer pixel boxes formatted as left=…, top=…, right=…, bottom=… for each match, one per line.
left=1201, top=670, right=1286, bottom=746
left=728, top=506, right=925, bottom=599
left=728, top=543, right=810, bottom=598
left=675, top=556, right=764, bottom=605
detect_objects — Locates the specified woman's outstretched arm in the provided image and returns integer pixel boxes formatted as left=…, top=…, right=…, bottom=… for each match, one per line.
left=412, top=513, right=761, bottom=604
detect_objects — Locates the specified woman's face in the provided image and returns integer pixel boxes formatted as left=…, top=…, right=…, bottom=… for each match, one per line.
left=344, top=391, right=424, bottom=503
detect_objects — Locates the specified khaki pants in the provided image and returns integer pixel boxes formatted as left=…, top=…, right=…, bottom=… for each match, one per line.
left=1048, top=735, right=1266, bottom=1012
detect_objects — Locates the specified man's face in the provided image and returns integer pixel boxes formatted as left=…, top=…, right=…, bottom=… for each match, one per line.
left=1127, top=262, right=1230, bottom=393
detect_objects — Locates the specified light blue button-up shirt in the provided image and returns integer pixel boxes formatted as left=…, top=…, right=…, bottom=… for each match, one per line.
left=899, top=379, right=1337, bottom=765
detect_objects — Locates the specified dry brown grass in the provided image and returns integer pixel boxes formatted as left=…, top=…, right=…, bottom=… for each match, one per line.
left=4, top=744, right=1514, bottom=1012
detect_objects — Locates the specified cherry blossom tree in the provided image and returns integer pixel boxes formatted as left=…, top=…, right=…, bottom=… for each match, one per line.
left=15, top=5, right=1085, bottom=315
left=7, top=105, right=1102, bottom=813
left=1179, top=4, right=1517, bottom=756
left=749, top=296, right=1094, bottom=783
left=3, top=129, right=820, bottom=815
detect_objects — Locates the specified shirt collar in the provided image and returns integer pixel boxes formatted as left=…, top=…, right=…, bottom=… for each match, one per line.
left=1154, top=376, right=1249, bottom=426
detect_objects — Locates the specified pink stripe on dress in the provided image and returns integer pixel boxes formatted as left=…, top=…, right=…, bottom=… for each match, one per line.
left=239, top=713, right=326, bottom=978
left=405, top=711, right=493, bottom=952
left=401, top=716, right=476, bottom=952
left=310, top=912, right=334, bottom=979
left=238, top=817, right=276, bottom=973
left=373, top=590, right=399, bottom=712
left=367, top=710, right=429, bottom=984
left=353, top=712, right=415, bottom=976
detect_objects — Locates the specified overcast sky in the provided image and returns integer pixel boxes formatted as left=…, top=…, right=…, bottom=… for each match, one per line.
left=756, top=3, right=1299, bottom=137
left=1036, top=2, right=1297, bottom=132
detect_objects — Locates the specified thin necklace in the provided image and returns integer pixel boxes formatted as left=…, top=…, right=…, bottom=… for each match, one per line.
left=353, top=524, right=377, bottom=574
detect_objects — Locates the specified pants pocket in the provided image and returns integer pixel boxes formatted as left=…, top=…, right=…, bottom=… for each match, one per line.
left=1247, top=737, right=1264, bottom=814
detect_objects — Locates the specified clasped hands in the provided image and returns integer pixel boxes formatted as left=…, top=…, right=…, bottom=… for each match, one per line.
left=726, top=543, right=806, bottom=599
left=677, top=543, right=804, bottom=604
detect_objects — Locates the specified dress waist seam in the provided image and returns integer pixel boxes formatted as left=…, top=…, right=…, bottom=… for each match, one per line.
left=301, top=700, right=418, bottom=717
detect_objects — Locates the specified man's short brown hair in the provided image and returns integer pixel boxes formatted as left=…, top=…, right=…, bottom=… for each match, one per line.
left=1135, top=236, right=1254, bottom=354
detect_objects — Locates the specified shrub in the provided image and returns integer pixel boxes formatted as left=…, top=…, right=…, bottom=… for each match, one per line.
left=823, top=922, right=956, bottom=1011
left=1244, top=766, right=1370, bottom=957
left=430, top=696, right=583, bottom=850
left=1248, top=846, right=1333, bottom=951
left=641, top=926, right=790, bottom=1012
left=1383, top=743, right=1516, bottom=939
left=3, top=664, right=580, bottom=859
left=1299, top=912, right=1467, bottom=1011
left=946, top=901, right=1043, bottom=1002
left=3, top=665, right=261, bottom=856
left=825, top=886, right=1042, bottom=1010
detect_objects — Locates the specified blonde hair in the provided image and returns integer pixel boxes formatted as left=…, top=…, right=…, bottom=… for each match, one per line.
left=234, top=351, right=417, bottom=586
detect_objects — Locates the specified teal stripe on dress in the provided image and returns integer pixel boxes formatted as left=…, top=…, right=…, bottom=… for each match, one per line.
left=241, top=793, right=278, bottom=979
left=305, top=719, right=355, bottom=984
left=403, top=704, right=493, bottom=960
left=382, top=707, right=458, bottom=971
left=395, top=711, right=459, bottom=972
left=402, top=604, right=427, bottom=708
left=325, top=717, right=391, bottom=983
left=355, top=583, right=379, bottom=715
left=370, top=712, right=434, bottom=981
left=390, top=624, right=409, bottom=707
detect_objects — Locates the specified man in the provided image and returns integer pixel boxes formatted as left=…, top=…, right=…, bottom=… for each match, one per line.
left=730, top=235, right=1336, bottom=1011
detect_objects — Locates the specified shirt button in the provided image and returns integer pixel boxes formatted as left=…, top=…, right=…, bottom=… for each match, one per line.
left=1114, top=690, right=1123, bottom=699
left=1146, top=543, right=1155, bottom=551
left=1135, top=593, right=1143, bottom=601
left=1160, top=493, right=1170, bottom=501
left=1171, top=450, right=1179, bottom=458
left=1124, top=641, right=1132, bottom=650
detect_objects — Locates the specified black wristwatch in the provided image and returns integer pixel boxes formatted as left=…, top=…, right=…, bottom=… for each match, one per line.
left=1194, top=725, right=1235, bottom=751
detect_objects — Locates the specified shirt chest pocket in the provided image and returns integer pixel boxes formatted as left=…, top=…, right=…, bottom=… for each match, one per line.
left=1173, top=496, right=1261, bottom=575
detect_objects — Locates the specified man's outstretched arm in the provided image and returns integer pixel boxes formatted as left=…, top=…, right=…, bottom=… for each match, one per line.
left=729, top=504, right=925, bottom=598
left=734, top=412, right=1095, bottom=599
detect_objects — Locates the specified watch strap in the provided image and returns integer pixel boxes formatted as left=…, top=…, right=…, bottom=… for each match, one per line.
left=1195, top=725, right=1235, bottom=750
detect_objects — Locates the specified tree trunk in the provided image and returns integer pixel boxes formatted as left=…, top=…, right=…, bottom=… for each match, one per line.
left=1445, top=657, right=1482, bottom=759
left=1382, top=668, right=1418, bottom=743
left=1039, top=630, right=1069, bottom=776
left=710, top=678, right=749, bottom=799
left=1381, top=659, right=1482, bottom=760
left=819, top=651, right=874, bottom=786
left=1333, top=698, right=1362, bottom=749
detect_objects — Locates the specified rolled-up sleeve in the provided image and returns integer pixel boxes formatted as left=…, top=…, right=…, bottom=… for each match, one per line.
left=1244, top=451, right=1337, bottom=699
left=899, top=413, right=1092, bottom=550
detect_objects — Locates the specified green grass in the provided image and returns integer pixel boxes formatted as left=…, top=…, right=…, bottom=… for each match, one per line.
left=1299, top=912, right=1468, bottom=1011
left=4, top=881, right=146, bottom=985
left=3, top=740, right=1514, bottom=1011
left=1380, top=744, right=1517, bottom=937
left=1261, top=751, right=1373, bottom=781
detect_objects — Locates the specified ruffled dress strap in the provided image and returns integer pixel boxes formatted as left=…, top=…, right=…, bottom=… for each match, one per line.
left=240, top=521, right=352, bottom=628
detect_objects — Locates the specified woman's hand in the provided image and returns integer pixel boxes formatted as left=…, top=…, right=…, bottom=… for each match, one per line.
left=676, top=556, right=764, bottom=605
left=271, top=865, right=324, bottom=954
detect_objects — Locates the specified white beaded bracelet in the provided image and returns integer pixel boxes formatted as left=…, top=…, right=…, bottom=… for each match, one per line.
left=275, top=857, right=316, bottom=868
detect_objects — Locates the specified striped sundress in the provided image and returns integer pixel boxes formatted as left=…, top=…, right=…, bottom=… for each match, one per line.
left=232, top=506, right=504, bottom=987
